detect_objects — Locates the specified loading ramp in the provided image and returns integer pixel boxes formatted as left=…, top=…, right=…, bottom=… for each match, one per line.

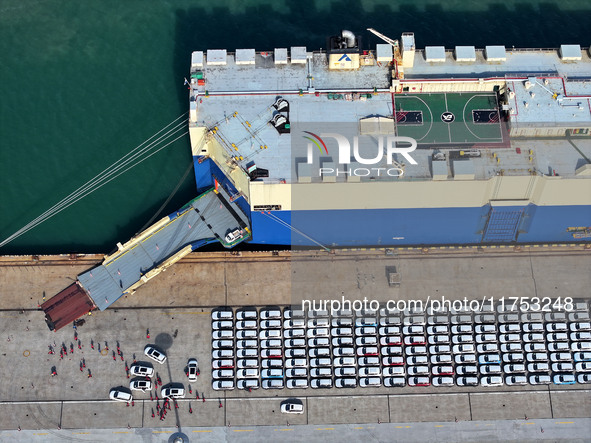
left=43, top=187, right=249, bottom=329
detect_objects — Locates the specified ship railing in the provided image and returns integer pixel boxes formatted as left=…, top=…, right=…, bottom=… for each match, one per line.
left=231, top=47, right=591, bottom=57
left=505, top=72, right=558, bottom=79
left=564, top=76, right=591, bottom=82
left=508, top=46, right=590, bottom=53
left=508, top=47, right=562, bottom=53
left=510, top=121, right=589, bottom=128
left=288, top=170, right=588, bottom=182
left=223, top=49, right=332, bottom=57
left=414, top=47, right=563, bottom=55
left=259, top=178, right=290, bottom=185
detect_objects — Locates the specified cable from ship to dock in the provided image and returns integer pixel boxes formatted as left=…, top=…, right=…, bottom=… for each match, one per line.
left=0, top=112, right=190, bottom=249
left=262, top=211, right=332, bottom=253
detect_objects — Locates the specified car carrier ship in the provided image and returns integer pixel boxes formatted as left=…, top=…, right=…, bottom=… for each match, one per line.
left=42, top=29, right=591, bottom=329
left=188, top=29, right=591, bottom=247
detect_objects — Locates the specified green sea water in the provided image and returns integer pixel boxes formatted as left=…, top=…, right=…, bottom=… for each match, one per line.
left=1, top=0, right=590, bottom=254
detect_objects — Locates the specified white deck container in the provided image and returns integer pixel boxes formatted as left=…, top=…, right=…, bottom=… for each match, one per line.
left=455, top=46, right=476, bottom=62
left=207, top=49, right=227, bottom=66
left=425, top=46, right=446, bottom=62
left=235, top=49, right=256, bottom=65
left=484, top=46, right=506, bottom=61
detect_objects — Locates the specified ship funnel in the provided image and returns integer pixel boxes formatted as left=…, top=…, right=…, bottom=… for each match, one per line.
left=341, top=30, right=356, bottom=48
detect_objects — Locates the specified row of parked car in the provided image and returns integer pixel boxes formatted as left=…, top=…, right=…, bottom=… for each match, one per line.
left=383, top=310, right=591, bottom=387
left=210, top=303, right=591, bottom=390
left=211, top=304, right=591, bottom=325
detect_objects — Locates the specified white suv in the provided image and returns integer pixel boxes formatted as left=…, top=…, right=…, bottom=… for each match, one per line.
left=481, top=376, right=503, bottom=387
left=161, top=386, right=185, bottom=398
left=109, top=387, right=132, bottom=402
left=144, top=345, right=166, bottom=364
left=130, top=363, right=154, bottom=377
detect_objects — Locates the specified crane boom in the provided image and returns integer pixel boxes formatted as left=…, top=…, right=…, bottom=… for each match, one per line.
left=367, top=28, right=399, bottom=48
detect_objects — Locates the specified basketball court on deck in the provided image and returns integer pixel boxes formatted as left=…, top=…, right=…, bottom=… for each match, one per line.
left=393, top=92, right=505, bottom=145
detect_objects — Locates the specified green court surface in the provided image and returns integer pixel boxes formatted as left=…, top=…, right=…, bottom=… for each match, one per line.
left=394, top=93, right=504, bottom=144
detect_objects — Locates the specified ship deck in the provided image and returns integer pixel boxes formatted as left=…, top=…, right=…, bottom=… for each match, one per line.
left=191, top=45, right=591, bottom=184
left=195, top=91, right=590, bottom=184
left=407, top=48, right=591, bottom=79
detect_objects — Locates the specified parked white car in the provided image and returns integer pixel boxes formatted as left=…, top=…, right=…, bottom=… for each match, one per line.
left=144, top=345, right=166, bottom=364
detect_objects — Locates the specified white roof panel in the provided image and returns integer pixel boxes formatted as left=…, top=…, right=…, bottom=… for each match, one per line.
left=291, top=46, right=308, bottom=64
left=274, top=48, right=288, bottom=64
left=485, top=46, right=506, bottom=61
left=297, top=163, right=312, bottom=183
left=425, top=46, right=446, bottom=62
left=236, top=49, right=256, bottom=65
left=452, top=159, right=475, bottom=180
left=455, top=46, right=476, bottom=62
left=359, top=116, right=395, bottom=134
left=376, top=44, right=393, bottom=62
left=401, top=33, right=415, bottom=51
left=322, top=162, right=336, bottom=182
left=207, top=49, right=227, bottom=66
left=191, top=51, right=204, bottom=68
left=432, top=160, right=448, bottom=180
left=560, top=44, right=582, bottom=61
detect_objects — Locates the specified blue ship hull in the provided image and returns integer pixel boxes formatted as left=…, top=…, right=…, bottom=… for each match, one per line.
left=194, top=156, right=590, bottom=247
left=250, top=206, right=591, bottom=246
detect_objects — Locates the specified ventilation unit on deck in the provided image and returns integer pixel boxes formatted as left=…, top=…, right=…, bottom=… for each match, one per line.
left=560, top=44, right=582, bottom=61
left=274, top=48, right=288, bottom=64
left=235, top=48, right=256, bottom=65
left=485, top=46, right=506, bottom=62
left=291, top=47, right=308, bottom=64
left=425, top=46, right=446, bottom=63
left=206, top=49, right=227, bottom=65
left=455, top=46, right=476, bottom=62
